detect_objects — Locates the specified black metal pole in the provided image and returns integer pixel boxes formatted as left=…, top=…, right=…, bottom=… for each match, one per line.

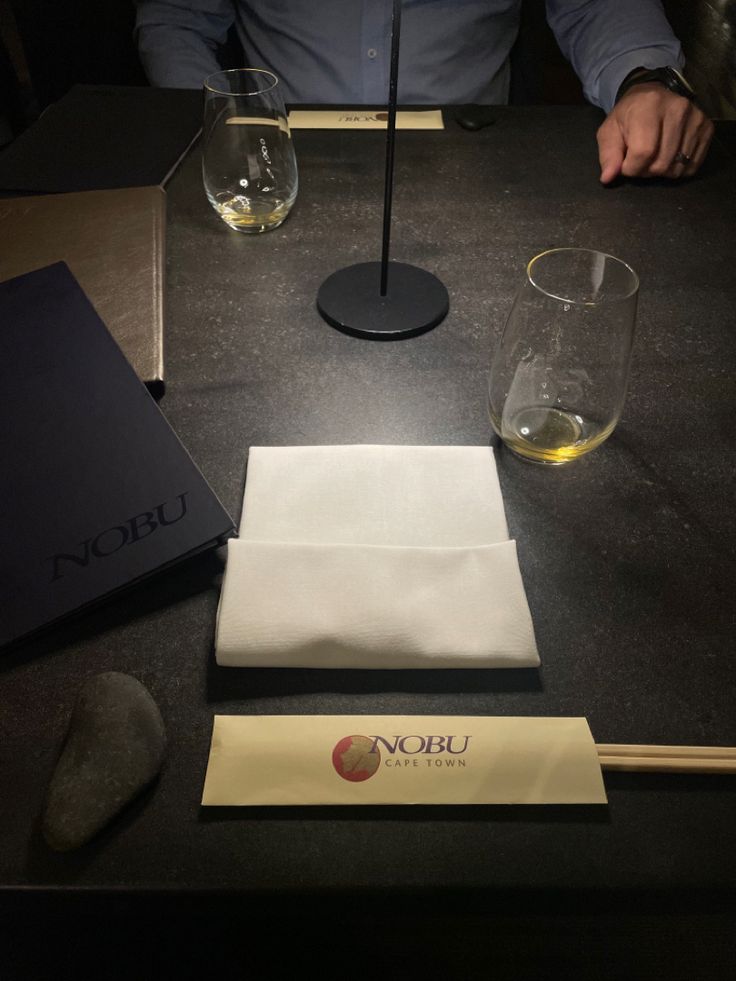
left=379, top=0, right=402, bottom=297
left=315, top=0, right=448, bottom=339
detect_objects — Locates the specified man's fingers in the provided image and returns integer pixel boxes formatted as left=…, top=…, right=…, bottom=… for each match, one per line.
left=598, top=86, right=713, bottom=183
left=620, top=112, right=662, bottom=177
left=650, top=99, right=691, bottom=176
left=664, top=115, right=714, bottom=179
left=682, top=117, right=715, bottom=177
left=597, top=117, right=625, bottom=184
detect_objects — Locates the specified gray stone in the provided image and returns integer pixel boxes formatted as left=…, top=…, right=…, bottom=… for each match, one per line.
left=42, top=672, right=166, bottom=851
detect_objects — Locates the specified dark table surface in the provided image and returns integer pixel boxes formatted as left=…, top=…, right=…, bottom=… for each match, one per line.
left=2, top=104, right=735, bottom=974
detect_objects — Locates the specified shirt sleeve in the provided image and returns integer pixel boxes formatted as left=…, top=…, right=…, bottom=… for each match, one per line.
left=545, top=0, right=684, bottom=113
left=134, top=0, right=237, bottom=89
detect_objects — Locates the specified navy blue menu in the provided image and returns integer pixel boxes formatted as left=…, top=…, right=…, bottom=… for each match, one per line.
left=0, top=263, right=235, bottom=649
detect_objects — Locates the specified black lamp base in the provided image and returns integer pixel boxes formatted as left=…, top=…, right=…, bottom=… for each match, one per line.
left=317, top=261, right=449, bottom=340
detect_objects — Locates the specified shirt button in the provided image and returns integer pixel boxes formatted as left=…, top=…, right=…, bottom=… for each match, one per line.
left=367, top=48, right=377, bottom=59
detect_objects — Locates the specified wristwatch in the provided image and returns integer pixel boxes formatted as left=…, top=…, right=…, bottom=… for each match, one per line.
left=615, top=66, right=697, bottom=104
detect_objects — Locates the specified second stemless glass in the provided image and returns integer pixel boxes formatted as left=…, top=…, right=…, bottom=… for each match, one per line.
left=488, top=248, right=639, bottom=465
left=202, top=69, right=298, bottom=233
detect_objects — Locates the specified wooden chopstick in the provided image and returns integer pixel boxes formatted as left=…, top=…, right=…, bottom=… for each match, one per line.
left=596, top=744, right=736, bottom=774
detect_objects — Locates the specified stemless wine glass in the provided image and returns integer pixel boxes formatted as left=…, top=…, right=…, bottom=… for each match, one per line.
left=488, top=248, right=639, bottom=465
left=202, top=69, right=298, bottom=233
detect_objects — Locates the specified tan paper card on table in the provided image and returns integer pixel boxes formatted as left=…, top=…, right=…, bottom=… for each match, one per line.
left=287, top=109, right=444, bottom=130
left=202, top=716, right=607, bottom=806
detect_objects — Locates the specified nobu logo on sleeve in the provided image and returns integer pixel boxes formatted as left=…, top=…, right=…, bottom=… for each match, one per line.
left=332, top=733, right=472, bottom=781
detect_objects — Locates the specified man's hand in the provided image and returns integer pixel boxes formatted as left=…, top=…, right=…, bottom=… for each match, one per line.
left=597, top=84, right=714, bottom=184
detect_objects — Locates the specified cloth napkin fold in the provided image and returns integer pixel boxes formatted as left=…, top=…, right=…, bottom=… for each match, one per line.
left=215, top=445, right=539, bottom=669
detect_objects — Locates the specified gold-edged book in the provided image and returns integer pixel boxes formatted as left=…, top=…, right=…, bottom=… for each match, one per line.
left=0, top=186, right=165, bottom=390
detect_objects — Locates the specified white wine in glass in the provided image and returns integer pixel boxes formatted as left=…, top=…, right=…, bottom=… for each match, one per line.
left=202, top=69, right=298, bottom=233
left=489, top=248, right=638, bottom=465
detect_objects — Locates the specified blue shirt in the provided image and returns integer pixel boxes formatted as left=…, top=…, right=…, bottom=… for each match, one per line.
left=135, top=0, right=683, bottom=113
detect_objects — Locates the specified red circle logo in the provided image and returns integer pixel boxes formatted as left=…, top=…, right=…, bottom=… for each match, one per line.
left=332, top=735, right=381, bottom=782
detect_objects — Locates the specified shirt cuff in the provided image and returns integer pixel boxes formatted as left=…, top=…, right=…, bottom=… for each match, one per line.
left=595, top=46, right=685, bottom=114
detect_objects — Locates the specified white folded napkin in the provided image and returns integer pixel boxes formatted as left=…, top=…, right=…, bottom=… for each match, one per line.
left=215, top=445, right=540, bottom=669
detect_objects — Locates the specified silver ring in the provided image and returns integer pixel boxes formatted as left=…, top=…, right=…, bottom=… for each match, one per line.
left=674, top=151, right=692, bottom=165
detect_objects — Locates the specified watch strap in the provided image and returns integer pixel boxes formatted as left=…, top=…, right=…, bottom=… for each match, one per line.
left=615, top=66, right=696, bottom=104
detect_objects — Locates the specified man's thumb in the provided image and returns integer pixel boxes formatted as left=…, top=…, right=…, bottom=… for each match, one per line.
left=597, top=117, right=625, bottom=184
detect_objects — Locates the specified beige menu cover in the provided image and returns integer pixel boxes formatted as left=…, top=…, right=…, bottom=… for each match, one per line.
left=202, top=716, right=607, bottom=805
left=0, top=186, right=165, bottom=388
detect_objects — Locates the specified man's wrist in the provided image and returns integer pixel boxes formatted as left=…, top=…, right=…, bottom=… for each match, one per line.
left=615, top=66, right=697, bottom=104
